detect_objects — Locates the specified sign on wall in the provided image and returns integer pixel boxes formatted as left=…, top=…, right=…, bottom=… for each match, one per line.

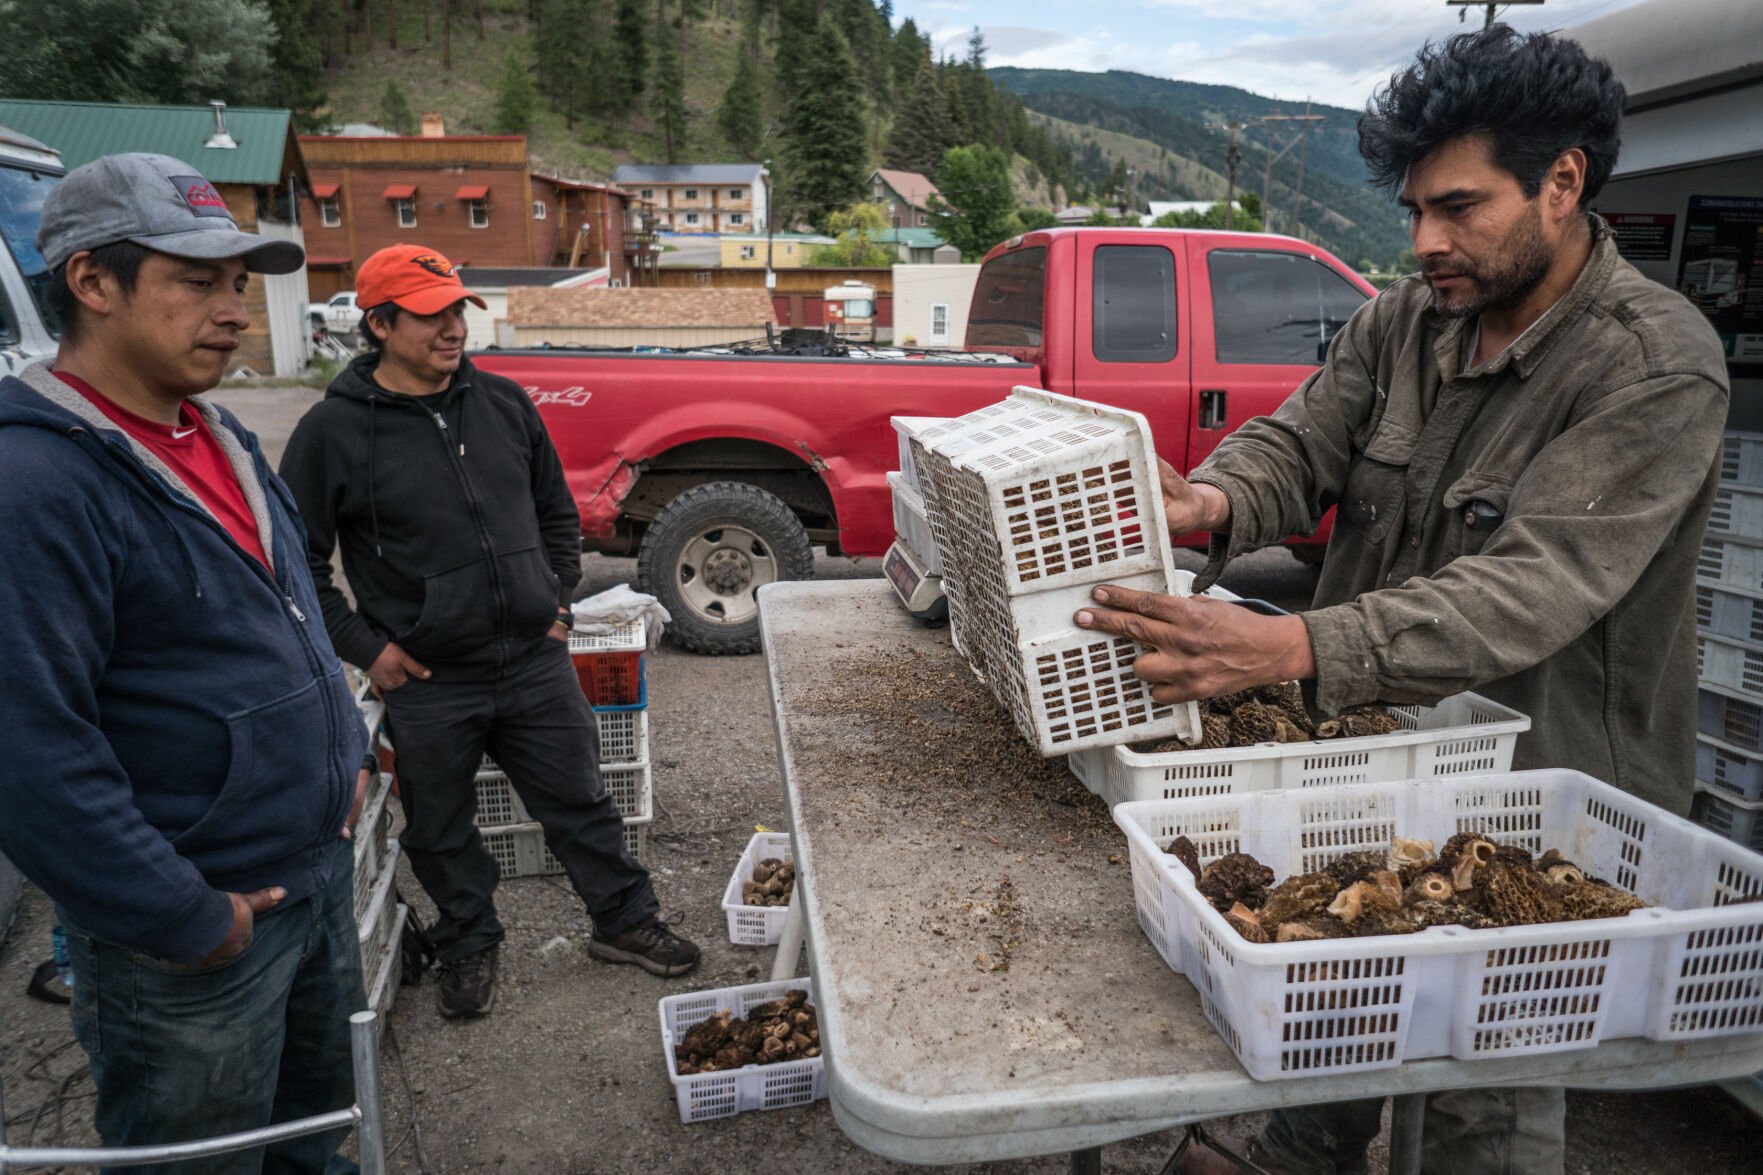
left=1605, top=212, right=1676, bottom=262
left=1677, top=195, right=1763, bottom=363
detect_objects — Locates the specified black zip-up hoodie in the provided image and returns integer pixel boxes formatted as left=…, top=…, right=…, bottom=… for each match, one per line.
left=278, top=353, right=582, bottom=681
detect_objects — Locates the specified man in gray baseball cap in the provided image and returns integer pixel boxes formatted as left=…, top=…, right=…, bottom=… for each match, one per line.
left=1, top=153, right=373, bottom=1172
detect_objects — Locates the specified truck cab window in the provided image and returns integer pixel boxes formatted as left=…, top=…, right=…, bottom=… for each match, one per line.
left=967, top=245, right=1046, bottom=349
left=1208, top=250, right=1368, bottom=365
left=1093, top=244, right=1177, bottom=363
left=0, top=164, right=62, bottom=336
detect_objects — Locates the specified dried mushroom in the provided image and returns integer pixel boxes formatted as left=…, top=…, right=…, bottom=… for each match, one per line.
left=675, top=990, right=820, bottom=1075
left=741, top=857, right=796, bottom=908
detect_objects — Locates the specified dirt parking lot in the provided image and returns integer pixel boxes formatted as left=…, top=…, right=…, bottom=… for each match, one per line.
left=2, top=382, right=1759, bottom=1174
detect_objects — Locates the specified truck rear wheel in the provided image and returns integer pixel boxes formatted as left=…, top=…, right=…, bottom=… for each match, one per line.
left=637, top=482, right=815, bottom=654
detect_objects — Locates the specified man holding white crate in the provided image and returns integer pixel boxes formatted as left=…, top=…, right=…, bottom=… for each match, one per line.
left=1077, top=26, right=1729, bottom=1175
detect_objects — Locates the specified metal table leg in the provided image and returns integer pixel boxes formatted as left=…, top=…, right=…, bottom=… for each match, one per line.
left=1387, top=1092, right=1426, bottom=1175
left=770, top=891, right=806, bottom=981
left=1071, top=1144, right=1101, bottom=1174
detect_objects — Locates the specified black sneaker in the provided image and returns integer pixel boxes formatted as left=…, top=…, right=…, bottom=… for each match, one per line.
left=587, top=917, right=701, bottom=977
left=436, top=946, right=498, bottom=1018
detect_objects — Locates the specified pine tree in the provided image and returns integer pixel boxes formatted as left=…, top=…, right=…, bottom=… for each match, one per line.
left=264, top=0, right=327, bottom=128
left=888, top=18, right=924, bottom=94
left=494, top=49, right=538, bottom=132
left=534, top=0, right=587, bottom=127
left=780, top=16, right=867, bottom=229
left=718, top=49, right=765, bottom=159
left=614, top=0, right=647, bottom=103
left=942, top=62, right=971, bottom=145
left=651, top=23, right=687, bottom=161
left=885, top=58, right=955, bottom=179
left=379, top=78, right=416, bottom=134
left=585, top=32, right=619, bottom=119
left=962, top=27, right=995, bottom=146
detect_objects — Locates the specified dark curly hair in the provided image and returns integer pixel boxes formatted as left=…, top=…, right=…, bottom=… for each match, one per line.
left=1358, top=26, right=1625, bottom=207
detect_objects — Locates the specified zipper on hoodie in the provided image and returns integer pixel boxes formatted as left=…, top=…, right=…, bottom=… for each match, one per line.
left=424, top=397, right=513, bottom=674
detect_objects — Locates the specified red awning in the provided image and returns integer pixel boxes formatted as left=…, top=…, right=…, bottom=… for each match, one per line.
left=382, top=183, right=417, bottom=200
left=455, top=185, right=489, bottom=201
left=310, top=182, right=340, bottom=199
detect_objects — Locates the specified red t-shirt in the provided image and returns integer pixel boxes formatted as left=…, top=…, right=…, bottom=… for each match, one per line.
left=57, top=372, right=271, bottom=570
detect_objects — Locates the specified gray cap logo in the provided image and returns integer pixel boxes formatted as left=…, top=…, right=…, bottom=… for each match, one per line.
left=168, top=176, right=234, bottom=219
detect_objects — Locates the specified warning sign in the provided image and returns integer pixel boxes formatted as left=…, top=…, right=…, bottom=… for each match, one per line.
left=1605, top=212, right=1675, bottom=262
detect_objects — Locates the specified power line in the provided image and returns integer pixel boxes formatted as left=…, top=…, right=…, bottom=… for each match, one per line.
left=1213, top=111, right=1324, bottom=230
left=1446, top=0, right=1545, bottom=28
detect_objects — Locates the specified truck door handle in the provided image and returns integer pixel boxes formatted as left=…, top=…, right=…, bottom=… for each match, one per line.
left=1199, top=390, right=1228, bottom=430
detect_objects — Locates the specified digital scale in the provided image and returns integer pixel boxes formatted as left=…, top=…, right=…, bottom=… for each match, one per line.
left=883, top=540, right=946, bottom=622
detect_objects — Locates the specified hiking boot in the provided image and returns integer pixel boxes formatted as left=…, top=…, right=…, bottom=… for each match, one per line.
left=587, top=917, right=701, bottom=977
left=436, top=946, right=498, bottom=1018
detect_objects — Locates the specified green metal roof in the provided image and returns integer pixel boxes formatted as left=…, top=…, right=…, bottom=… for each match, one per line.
left=874, top=227, right=946, bottom=248
left=0, top=99, right=300, bottom=186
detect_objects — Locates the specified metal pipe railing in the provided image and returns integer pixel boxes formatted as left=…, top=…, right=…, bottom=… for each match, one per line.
left=0, top=1010, right=386, bottom=1174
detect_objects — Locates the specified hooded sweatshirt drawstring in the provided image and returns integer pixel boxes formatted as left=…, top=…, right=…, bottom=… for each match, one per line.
left=367, top=394, right=384, bottom=557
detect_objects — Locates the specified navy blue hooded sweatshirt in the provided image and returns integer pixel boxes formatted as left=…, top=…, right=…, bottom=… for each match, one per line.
left=0, top=363, right=366, bottom=964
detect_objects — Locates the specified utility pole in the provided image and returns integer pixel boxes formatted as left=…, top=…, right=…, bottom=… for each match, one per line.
left=1292, top=98, right=1314, bottom=240
left=1446, top=0, right=1544, bottom=28
left=1216, top=109, right=1324, bottom=231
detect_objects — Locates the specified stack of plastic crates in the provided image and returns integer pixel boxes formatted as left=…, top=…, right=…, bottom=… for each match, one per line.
left=901, top=387, right=1202, bottom=756
left=354, top=693, right=405, bottom=1019
left=477, top=619, right=654, bottom=871
left=1694, top=430, right=1763, bottom=855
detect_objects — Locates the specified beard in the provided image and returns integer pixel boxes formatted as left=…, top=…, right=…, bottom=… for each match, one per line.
left=1424, top=201, right=1554, bottom=319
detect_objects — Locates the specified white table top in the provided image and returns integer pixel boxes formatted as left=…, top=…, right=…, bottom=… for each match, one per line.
left=758, top=579, right=1763, bottom=1165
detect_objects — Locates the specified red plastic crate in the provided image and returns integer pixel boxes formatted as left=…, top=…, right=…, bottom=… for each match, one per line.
left=569, top=622, right=646, bottom=705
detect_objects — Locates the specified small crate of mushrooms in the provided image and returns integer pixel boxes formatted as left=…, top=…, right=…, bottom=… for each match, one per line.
left=1068, top=684, right=1530, bottom=806
left=659, top=979, right=827, bottom=1123
left=721, top=831, right=796, bottom=946
left=1112, top=770, right=1763, bottom=1081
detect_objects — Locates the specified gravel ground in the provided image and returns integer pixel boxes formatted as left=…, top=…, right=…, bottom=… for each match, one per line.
left=1, top=382, right=1758, bottom=1174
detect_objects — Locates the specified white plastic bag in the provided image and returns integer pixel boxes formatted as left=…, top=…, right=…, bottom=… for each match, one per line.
left=571, top=585, right=671, bottom=651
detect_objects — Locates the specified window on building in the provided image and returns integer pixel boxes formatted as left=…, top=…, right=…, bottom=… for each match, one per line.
left=395, top=198, right=417, bottom=228
left=930, top=302, right=950, bottom=345
left=640, top=188, right=653, bottom=200
left=729, top=188, right=744, bottom=199
left=685, top=212, right=700, bottom=225
left=1207, top=250, right=1369, bottom=365
left=729, top=212, right=745, bottom=226
left=740, top=245, right=756, bottom=260
left=318, top=197, right=341, bottom=228
left=916, top=213, right=928, bottom=227
left=533, top=201, right=547, bottom=220
left=1092, top=244, right=1177, bottom=363
left=467, top=199, right=489, bottom=228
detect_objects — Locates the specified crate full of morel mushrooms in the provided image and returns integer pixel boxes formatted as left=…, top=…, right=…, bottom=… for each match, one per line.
left=1112, top=770, right=1763, bottom=1081
left=721, top=831, right=796, bottom=946
left=659, top=979, right=826, bottom=1123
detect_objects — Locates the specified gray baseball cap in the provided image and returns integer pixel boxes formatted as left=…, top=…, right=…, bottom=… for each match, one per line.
left=37, top=152, right=305, bottom=275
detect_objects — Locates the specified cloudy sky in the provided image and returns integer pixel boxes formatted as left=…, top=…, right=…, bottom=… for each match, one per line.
left=920, top=0, right=1649, bottom=111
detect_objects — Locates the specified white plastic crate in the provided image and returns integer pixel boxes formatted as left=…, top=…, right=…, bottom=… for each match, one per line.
left=1698, top=631, right=1763, bottom=696
left=356, top=842, right=402, bottom=994
left=658, top=977, right=826, bottom=1123
left=477, top=706, right=650, bottom=775
left=479, top=818, right=650, bottom=877
left=474, top=759, right=652, bottom=827
left=721, top=832, right=795, bottom=946
left=1700, top=685, right=1763, bottom=752
left=887, top=471, right=942, bottom=574
left=1698, top=733, right=1763, bottom=802
left=1722, top=431, right=1763, bottom=489
left=1693, top=783, right=1763, bottom=854
left=568, top=618, right=645, bottom=655
left=912, top=387, right=1202, bottom=756
left=351, top=774, right=395, bottom=924
left=1697, top=532, right=1763, bottom=592
left=1068, top=691, right=1530, bottom=806
left=892, top=415, right=947, bottom=493
left=1709, top=483, right=1763, bottom=541
left=1113, top=770, right=1763, bottom=1081
left=1697, top=582, right=1763, bottom=644
left=366, top=903, right=406, bottom=1020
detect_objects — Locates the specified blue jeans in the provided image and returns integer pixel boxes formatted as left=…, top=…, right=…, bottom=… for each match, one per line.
left=62, top=839, right=365, bottom=1175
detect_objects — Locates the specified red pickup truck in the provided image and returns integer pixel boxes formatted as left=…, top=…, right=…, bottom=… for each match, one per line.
left=474, top=227, right=1376, bottom=652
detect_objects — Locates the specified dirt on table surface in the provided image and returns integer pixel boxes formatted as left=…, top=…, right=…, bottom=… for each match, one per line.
left=1, top=382, right=1758, bottom=1173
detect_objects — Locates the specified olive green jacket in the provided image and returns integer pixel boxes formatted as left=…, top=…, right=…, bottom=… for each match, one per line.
left=1191, top=221, right=1729, bottom=815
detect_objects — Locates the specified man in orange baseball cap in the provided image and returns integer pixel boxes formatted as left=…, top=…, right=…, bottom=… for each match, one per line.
left=281, top=245, right=700, bottom=1019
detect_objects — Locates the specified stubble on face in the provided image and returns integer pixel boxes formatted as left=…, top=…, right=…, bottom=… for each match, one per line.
left=1424, top=198, right=1555, bottom=319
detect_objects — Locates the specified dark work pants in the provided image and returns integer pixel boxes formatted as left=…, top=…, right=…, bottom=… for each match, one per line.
left=383, top=636, right=658, bottom=962
left=1258, top=1087, right=1566, bottom=1175
left=62, top=840, right=363, bottom=1175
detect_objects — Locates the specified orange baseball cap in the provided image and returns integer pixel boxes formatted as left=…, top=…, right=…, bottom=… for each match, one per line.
left=356, top=244, right=487, bottom=315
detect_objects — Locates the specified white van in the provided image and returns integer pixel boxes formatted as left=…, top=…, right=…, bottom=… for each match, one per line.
left=0, top=125, right=64, bottom=375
